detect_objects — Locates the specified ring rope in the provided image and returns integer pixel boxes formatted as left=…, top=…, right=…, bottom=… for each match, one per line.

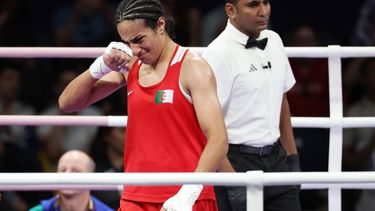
left=2, top=46, right=375, bottom=211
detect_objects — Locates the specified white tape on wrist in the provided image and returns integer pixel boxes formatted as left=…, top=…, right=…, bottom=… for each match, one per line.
left=163, top=184, right=203, bottom=211
left=89, top=56, right=111, bottom=79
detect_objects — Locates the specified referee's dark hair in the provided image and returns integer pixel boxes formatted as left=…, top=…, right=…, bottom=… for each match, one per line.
left=226, top=0, right=239, bottom=4
left=115, top=0, right=175, bottom=40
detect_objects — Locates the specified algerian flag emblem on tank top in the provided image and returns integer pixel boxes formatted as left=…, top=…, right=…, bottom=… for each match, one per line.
left=155, top=89, right=174, bottom=104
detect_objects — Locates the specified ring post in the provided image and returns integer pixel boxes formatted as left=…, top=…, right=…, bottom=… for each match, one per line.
left=327, top=45, right=344, bottom=211
left=246, top=171, right=264, bottom=211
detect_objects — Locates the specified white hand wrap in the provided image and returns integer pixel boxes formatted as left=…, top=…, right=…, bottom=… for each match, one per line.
left=89, top=42, right=132, bottom=79
left=163, top=184, right=203, bottom=211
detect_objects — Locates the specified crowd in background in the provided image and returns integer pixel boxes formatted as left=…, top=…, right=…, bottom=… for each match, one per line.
left=1, top=0, right=375, bottom=210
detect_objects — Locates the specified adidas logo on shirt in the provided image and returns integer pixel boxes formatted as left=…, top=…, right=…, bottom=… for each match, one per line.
left=249, top=64, right=258, bottom=72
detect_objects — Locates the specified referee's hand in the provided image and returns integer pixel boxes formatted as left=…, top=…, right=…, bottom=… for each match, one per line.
left=287, top=154, right=301, bottom=172
left=287, top=154, right=301, bottom=190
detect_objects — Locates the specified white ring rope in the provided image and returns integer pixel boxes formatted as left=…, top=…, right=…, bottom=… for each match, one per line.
left=1, top=46, right=375, bottom=58
left=0, top=115, right=127, bottom=127
left=2, top=172, right=375, bottom=190
left=0, top=47, right=104, bottom=58
left=2, top=116, right=375, bottom=128
left=5, top=183, right=375, bottom=191
left=2, top=46, right=375, bottom=211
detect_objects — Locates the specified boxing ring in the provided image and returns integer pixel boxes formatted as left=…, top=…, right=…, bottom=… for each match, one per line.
left=1, top=46, right=375, bottom=211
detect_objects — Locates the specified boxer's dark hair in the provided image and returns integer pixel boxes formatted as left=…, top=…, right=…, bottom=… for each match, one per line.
left=115, top=0, right=175, bottom=39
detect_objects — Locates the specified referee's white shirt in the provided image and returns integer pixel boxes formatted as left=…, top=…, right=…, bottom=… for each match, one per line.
left=202, top=20, right=295, bottom=147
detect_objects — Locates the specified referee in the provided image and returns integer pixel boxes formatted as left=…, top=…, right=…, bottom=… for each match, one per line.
left=202, top=0, right=301, bottom=210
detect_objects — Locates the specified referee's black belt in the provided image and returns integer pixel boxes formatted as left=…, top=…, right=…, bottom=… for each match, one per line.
left=229, top=140, right=280, bottom=156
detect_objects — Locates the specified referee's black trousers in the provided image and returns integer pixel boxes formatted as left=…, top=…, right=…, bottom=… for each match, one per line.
left=215, top=141, right=301, bottom=211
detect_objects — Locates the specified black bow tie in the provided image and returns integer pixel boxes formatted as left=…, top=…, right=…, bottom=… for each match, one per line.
left=245, top=37, right=268, bottom=50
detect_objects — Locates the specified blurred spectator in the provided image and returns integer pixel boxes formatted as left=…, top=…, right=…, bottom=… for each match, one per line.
left=344, top=10, right=375, bottom=106
left=0, top=0, right=35, bottom=46
left=287, top=24, right=330, bottom=117
left=343, top=56, right=367, bottom=106
left=161, top=0, right=195, bottom=46
left=200, top=5, right=226, bottom=47
left=0, top=65, right=36, bottom=149
left=162, top=0, right=225, bottom=47
left=286, top=24, right=330, bottom=211
left=51, top=0, right=116, bottom=47
left=24, top=0, right=73, bottom=46
left=351, top=0, right=375, bottom=46
left=29, top=150, right=114, bottom=211
left=342, top=58, right=375, bottom=211
left=90, top=124, right=125, bottom=209
left=0, top=142, right=35, bottom=211
left=0, top=192, right=28, bottom=211
left=0, top=65, right=44, bottom=210
left=186, top=0, right=226, bottom=46
left=36, top=68, right=102, bottom=172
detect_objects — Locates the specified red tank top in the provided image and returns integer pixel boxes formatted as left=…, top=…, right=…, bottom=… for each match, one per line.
left=122, top=45, right=216, bottom=202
